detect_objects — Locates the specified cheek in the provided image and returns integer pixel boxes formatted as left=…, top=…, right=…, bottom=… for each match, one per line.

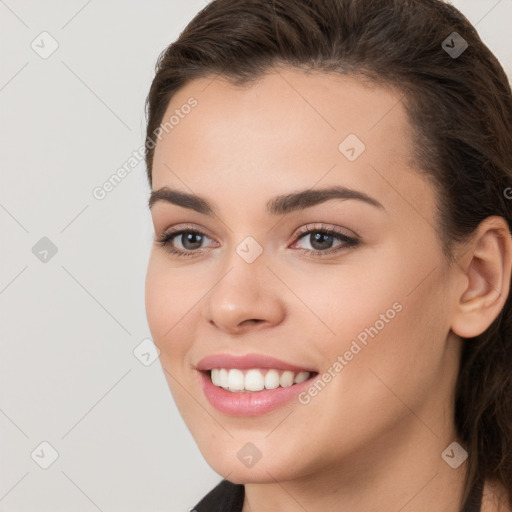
left=145, top=256, right=201, bottom=410
left=145, top=255, right=193, bottom=358
left=294, top=241, right=449, bottom=399
left=144, top=253, right=220, bottom=390
left=145, top=257, right=170, bottom=339
left=283, top=247, right=403, bottom=355
left=328, top=277, right=449, bottom=425
left=145, top=253, right=197, bottom=335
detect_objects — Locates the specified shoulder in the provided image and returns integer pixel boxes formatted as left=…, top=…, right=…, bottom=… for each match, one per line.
left=481, top=479, right=512, bottom=512
left=192, top=479, right=245, bottom=512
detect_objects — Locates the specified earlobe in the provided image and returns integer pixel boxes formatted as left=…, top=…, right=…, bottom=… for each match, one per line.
left=450, top=216, right=512, bottom=339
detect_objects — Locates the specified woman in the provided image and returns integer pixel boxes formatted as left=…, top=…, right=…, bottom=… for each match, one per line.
left=143, top=0, right=512, bottom=510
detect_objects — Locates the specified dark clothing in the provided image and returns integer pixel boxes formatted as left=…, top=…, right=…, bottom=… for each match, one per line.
left=193, top=475, right=484, bottom=512
left=193, top=479, right=244, bottom=512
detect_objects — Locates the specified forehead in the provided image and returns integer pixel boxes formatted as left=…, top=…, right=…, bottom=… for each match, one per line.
left=151, top=68, right=433, bottom=219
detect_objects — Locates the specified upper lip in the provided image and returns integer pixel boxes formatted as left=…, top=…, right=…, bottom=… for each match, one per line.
left=196, top=353, right=317, bottom=373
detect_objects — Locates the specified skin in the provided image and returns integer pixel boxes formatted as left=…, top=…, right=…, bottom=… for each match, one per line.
left=145, top=68, right=512, bottom=512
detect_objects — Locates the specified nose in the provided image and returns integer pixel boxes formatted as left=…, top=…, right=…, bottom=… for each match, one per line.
left=202, top=251, right=286, bottom=334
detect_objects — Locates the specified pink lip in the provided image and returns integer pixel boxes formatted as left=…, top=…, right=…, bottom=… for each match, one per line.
left=198, top=370, right=318, bottom=416
left=195, top=353, right=318, bottom=416
left=195, top=353, right=315, bottom=372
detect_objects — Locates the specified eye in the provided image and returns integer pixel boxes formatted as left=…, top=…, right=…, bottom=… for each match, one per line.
left=155, top=223, right=359, bottom=258
left=290, top=223, right=359, bottom=257
left=155, top=225, right=218, bottom=258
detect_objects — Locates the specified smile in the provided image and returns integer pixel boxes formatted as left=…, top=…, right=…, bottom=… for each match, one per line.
left=199, top=369, right=319, bottom=416
left=209, top=368, right=311, bottom=392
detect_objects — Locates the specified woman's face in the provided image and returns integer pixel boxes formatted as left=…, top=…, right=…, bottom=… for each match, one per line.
left=145, top=69, right=463, bottom=482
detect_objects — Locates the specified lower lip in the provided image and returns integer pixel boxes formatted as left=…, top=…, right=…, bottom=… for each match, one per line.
left=198, top=370, right=317, bottom=416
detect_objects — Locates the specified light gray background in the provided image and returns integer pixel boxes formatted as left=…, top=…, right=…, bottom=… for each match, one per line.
left=1, top=1, right=511, bottom=511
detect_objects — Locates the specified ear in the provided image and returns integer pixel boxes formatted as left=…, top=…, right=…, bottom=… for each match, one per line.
left=450, top=216, right=512, bottom=339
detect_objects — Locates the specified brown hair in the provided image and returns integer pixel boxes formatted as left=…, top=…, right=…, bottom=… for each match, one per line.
left=144, top=0, right=512, bottom=508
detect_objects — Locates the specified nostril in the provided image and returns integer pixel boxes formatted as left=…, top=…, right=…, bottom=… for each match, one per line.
left=241, top=319, right=263, bottom=326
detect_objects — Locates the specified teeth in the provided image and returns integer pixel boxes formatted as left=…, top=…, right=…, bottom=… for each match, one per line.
left=244, top=369, right=265, bottom=391
left=227, top=369, right=244, bottom=391
left=209, top=368, right=312, bottom=392
left=294, top=371, right=309, bottom=384
left=219, top=368, right=229, bottom=388
left=264, top=369, right=280, bottom=389
left=280, top=370, right=294, bottom=387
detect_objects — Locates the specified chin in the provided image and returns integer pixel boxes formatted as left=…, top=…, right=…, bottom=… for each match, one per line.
left=198, top=440, right=309, bottom=485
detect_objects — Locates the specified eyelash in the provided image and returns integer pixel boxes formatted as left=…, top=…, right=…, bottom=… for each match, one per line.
left=155, top=223, right=360, bottom=259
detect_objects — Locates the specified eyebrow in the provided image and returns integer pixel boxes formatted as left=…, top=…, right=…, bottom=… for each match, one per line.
left=148, top=185, right=385, bottom=215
